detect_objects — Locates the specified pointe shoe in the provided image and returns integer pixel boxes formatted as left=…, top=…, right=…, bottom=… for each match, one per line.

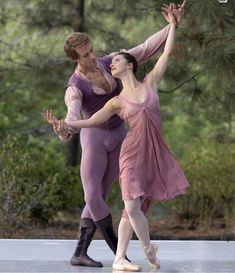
left=112, top=258, right=142, bottom=272
left=143, top=243, right=160, bottom=269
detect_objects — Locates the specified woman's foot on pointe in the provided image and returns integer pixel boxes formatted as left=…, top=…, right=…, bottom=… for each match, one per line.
left=143, top=243, right=160, bottom=269
left=112, top=258, right=142, bottom=272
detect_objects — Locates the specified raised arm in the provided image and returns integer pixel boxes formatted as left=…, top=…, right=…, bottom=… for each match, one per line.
left=109, top=1, right=186, bottom=65
left=127, top=25, right=170, bottom=65
left=109, top=25, right=170, bottom=64
left=66, top=97, right=121, bottom=130
left=146, top=7, right=177, bottom=87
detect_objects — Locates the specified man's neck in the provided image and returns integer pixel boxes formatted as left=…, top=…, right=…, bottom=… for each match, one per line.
left=76, top=63, right=97, bottom=75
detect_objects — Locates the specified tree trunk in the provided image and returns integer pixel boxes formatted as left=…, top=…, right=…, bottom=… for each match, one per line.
left=65, top=0, right=85, bottom=167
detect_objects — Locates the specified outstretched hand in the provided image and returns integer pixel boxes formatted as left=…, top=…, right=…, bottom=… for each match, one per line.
left=162, top=0, right=186, bottom=27
left=41, top=110, right=70, bottom=139
left=41, top=109, right=58, bottom=126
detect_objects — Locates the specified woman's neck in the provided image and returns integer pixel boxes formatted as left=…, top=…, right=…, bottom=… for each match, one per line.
left=120, top=73, right=140, bottom=92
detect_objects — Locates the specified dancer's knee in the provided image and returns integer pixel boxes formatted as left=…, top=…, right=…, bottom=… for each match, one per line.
left=84, top=194, right=103, bottom=209
left=121, top=209, right=129, bottom=219
left=124, top=200, right=140, bottom=218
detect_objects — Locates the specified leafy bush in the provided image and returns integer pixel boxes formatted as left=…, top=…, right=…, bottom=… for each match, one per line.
left=170, top=139, right=235, bottom=227
left=0, top=134, right=84, bottom=229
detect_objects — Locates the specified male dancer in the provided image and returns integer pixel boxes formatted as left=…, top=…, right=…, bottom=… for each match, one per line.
left=43, top=2, right=186, bottom=267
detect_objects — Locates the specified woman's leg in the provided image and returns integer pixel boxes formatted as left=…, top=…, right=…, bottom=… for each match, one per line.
left=115, top=217, right=133, bottom=261
left=124, top=198, right=150, bottom=247
left=124, top=198, right=160, bottom=268
left=112, top=216, right=141, bottom=271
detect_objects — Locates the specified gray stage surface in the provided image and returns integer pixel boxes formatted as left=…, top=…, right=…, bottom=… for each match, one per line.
left=0, top=240, right=234, bottom=273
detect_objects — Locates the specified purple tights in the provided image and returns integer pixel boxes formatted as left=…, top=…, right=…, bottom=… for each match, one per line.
left=80, top=124, right=126, bottom=221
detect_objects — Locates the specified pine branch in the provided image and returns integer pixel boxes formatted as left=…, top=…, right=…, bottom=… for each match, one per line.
left=159, top=71, right=201, bottom=93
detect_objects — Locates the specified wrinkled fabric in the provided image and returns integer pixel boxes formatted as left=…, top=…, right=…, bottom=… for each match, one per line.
left=118, top=82, right=189, bottom=202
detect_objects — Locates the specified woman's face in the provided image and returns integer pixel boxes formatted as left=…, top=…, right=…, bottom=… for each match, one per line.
left=110, top=54, right=131, bottom=78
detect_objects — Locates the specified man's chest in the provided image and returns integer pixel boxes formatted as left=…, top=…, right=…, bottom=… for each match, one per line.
left=87, top=70, right=111, bottom=93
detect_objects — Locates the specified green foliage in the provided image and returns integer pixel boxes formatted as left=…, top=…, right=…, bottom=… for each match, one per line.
left=0, top=134, right=84, bottom=227
left=1, top=0, right=234, bottom=141
left=170, top=139, right=235, bottom=227
left=107, top=180, right=123, bottom=214
left=0, top=0, right=234, bottom=236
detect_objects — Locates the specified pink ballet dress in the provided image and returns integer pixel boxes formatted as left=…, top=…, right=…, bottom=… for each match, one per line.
left=117, top=82, right=189, bottom=202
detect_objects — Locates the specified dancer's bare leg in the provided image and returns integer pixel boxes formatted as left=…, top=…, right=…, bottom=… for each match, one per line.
left=115, top=217, right=133, bottom=261
left=112, top=215, right=141, bottom=271
left=124, top=199, right=150, bottom=247
left=124, top=198, right=160, bottom=268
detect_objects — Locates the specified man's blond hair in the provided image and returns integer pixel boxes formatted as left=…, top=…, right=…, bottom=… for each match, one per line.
left=64, top=32, right=91, bottom=61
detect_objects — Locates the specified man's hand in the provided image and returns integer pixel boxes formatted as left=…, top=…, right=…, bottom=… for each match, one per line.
left=162, top=0, right=186, bottom=27
left=41, top=110, right=70, bottom=139
left=41, top=109, right=58, bottom=125
left=55, top=119, right=70, bottom=139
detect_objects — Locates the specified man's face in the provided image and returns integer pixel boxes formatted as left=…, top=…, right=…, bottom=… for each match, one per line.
left=75, top=42, right=97, bottom=67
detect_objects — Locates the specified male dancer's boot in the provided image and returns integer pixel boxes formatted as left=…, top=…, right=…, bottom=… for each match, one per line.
left=95, top=214, right=130, bottom=261
left=95, top=214, right=118, bottom=254
left=70, top=218, right=103, bottom=267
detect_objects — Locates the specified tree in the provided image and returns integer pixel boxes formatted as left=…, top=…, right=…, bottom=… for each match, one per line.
left=65, top=0, right=85, bottom=167
left=0, top=0, right=234, bottom=228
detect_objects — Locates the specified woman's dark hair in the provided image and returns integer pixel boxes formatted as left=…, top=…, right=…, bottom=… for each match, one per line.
left=115, top=52, right=138, bottom=75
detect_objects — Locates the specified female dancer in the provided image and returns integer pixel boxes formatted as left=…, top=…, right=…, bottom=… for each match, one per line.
left=44, top=6, right=189, bottom=272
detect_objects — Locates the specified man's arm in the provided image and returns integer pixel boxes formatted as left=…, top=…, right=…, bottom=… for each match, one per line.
left=109, top=25, right=170, bottom=65
left=127, top=24, right=171, bottom=65
left=109, top=1, right=185, bottom=65
left=59, top=86, right=82, bottom=142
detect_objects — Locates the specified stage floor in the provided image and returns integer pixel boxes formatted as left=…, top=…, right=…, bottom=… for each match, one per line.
left=0, top=240, right=234, bottom=273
